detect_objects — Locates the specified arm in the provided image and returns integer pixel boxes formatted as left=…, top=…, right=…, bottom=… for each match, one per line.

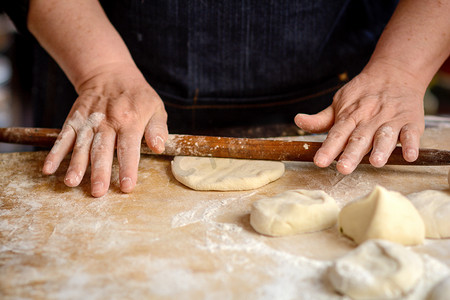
left=295, top=0, right=450, bottom=174
left=29, top=0, right=169, bottom=197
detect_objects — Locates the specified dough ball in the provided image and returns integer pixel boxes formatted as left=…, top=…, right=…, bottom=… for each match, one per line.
left=448, top=169, right=450, bottom=187
left=407, top=190, right=450, bottom=238
left=171, top=156, right=285, bottom=191
left=250, top=189, right=338, bottom=236
left=339, top=185, right=425, bottom=245
left=428, top=276, right=450, bottom=300
left=327, top=239, right=423, bottom=299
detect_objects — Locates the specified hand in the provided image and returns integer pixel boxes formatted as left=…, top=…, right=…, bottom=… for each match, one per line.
left=42, top=63, right=169, bottom=197
left=294, top=64, right=426, bottom=174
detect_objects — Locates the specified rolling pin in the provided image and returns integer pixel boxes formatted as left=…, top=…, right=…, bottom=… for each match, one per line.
left=1, top=127, right=449, bottom=165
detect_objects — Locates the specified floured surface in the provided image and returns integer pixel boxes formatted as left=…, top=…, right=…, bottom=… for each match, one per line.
left=1, top=127, right=450, bottom=299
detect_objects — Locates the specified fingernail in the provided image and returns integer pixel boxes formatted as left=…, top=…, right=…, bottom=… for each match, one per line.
left=314, top=154, right=328, bottom=167
left=337, top=159, right=347, bottom=168
left=372, top=152, right=385, bottom=164
left=294, top=114, right=304, bottom=126
left=65, top=170, right=81, bottom=186
left=92, top=181, right=104, bottom=195
left=43, top=161, right=53, bottom=173
left=121, top=177, right=133, bottom=192
left=337, top=159, right=353, bottom=173
left=152, top=136, right=165, bottom=153
left=406, top=149, right=418, bottom=160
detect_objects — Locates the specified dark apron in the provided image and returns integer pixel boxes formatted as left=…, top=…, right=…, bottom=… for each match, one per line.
left=31, top=0, right=398, bottom=135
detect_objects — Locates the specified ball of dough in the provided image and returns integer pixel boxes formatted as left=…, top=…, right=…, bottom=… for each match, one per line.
left=428, top=276, right=450, bottom=300
left=328, top=239, right=423, bottom=299
left=171, top=156, right=285, bottom=191
left=339, top=185, right=425, bottom=245
left=407, top=190, right=450, bottom=238
left=250, top=189, right=339, bottom=236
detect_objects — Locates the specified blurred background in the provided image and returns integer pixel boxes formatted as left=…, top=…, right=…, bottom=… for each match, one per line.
left=0, top=14, right=33, bottom=152
left=0, top=13, right=449, bottom=153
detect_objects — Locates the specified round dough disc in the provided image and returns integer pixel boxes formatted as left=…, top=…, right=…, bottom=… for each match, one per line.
left=328, top=239, right=423, bottom=299
left=407, top=190, right=450, bottom=238
left=338, top=185, right=425, bottom=246
left=171, top=156, right=285, bottom=191
left=250, top=189, right=339, bottom=236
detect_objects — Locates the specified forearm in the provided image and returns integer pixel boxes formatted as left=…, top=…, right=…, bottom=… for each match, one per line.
left=365, top=0, right=450, bottom=90
left=28, top=0, right=136, bottom=90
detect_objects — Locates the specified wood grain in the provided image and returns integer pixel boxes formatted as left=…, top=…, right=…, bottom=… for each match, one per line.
left=1, top=127, right=449, bottom=165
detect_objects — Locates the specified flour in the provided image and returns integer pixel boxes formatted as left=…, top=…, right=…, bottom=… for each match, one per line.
left=51, top=125, right=73, bottom=154
left=171, top=192, right=257, bottom=228
left=91, top=132, right=104, bottom=152
left=376, top=126, right=394, bottom=139
left=52, top=111, right=106, bottom=155
left=168, top=187, right=449, bottom=299
left=2, top=149, right=450, bottom=300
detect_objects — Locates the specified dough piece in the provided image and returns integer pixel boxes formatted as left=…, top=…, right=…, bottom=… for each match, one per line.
left=339, top=185, right=425, bottom=245
left=328, top=239, right=423, bottom=299
left=407, top=190, right=450, bottom=238
left=250, top=189, right=339, bottom=236
left=427, top=276, right=450, bottom=300
left=171, top=156, right=285, bottom=191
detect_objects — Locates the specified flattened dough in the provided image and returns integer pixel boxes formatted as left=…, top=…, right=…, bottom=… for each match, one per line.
left=171, top=156, right=285, bottom=191
left=407, top=190, right=450, bottom=238
left=328, top=239, right=423, bottom=299
left=250, top=189, right=338, bottom=236
left=339, top=185, right=425, bottom=245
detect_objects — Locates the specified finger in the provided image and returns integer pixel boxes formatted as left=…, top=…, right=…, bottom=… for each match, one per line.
left=336, top=126, right=375, bottom=174
left=117, top=129, right=142, bottom=193
left=43, top=125, right=76, bottom=175
left=399, top=123, right=422, bottom=162
left=144, top=107, right=169, bottom=154
left=64, top=126, right=94, bottom=187
left=313, top=118, right=356, bottom=168
left=369, top=125, right=400, bottom=168
left=294, top=106, right=334, bottom=133
left=90, top=130, right=116, bottom=197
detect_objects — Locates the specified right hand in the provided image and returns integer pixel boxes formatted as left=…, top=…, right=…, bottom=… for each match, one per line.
left=42, top=62, right=169, bottom=197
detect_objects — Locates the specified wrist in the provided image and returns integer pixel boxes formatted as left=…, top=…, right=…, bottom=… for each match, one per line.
left=74, top=62, right=154, bottom=101
left=361, top=58, right=430, bottom=94
left=74, top=60, right=140, bottom=93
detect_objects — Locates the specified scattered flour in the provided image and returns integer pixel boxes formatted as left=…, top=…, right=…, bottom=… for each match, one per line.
left=2, top=149, right=450, bottom=299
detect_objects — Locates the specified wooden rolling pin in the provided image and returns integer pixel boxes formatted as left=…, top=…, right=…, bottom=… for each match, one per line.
left=1, top=127, right=449, bottom=165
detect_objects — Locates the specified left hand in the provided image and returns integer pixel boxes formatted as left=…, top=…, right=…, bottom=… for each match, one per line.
left=295, top=64, right=426, bottom=174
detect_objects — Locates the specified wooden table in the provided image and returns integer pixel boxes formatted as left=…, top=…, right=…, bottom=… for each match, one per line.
left=1, top=127, right=450, bottom=299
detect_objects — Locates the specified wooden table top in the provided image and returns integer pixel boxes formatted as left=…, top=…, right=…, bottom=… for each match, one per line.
left=1, top=127, right=449, bottom=299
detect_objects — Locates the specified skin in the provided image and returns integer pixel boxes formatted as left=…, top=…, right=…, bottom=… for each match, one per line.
left=295, top=0, right=450, bottom=174
left=28, top=0, right=450, bottom=197
left=28, top=0, right=168, bottom=197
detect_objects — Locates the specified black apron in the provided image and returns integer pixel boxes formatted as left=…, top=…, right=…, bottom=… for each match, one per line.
left=31, top=0, right=398, bottom=135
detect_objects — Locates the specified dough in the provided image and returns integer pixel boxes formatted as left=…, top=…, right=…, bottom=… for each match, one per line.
left=327, top=239, right=423, bottom=299
left=171, top=156, right=285, bottom=191
left=250, top=189, right=338, bottom=236
left=427, top=276, right=450, bottom=300
left=407, top=190, right=450, bottom=238
left=338, top=185, right=425, bottom=245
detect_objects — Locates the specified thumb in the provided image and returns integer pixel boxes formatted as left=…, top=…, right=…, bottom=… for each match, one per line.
left=144, top=107, right=169, bottom=154
left=294, top=106, right=335, bottom=133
